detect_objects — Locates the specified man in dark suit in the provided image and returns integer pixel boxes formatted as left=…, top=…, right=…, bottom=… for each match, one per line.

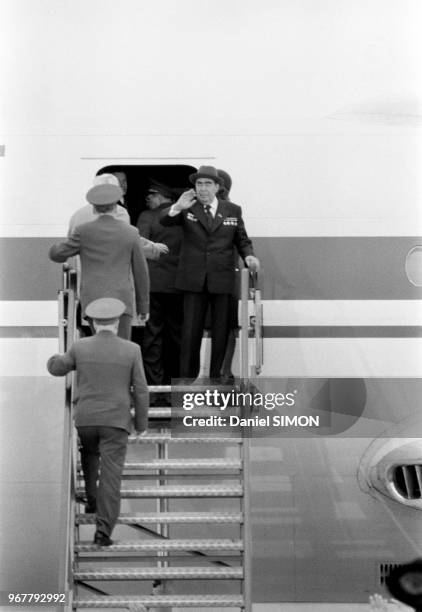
left=49, top=183, right=150, bottom=340
left=161, top=165, right=259, bottom=381
left=136, top=180, right=183, bottom=397
left=47, top=297, right=149, bottom=546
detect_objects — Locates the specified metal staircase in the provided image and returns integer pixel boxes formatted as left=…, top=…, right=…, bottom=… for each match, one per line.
left=58, top=267, right=263, bottom=611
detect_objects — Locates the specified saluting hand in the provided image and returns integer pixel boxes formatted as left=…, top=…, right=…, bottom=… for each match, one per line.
left=173, top=189, right=197, bottom=211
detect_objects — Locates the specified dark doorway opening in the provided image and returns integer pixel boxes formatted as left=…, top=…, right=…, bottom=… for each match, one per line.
left=96, top=164, right=197, bottom=225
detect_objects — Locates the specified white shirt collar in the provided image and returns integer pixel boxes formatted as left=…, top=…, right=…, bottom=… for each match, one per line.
left=95, top=325, right=118, bottom=334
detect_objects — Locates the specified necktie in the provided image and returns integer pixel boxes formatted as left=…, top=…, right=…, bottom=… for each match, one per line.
left=204, top=204, right=213, bottom=229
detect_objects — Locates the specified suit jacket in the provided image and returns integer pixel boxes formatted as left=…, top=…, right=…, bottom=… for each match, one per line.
left=47, top=331, right=148, bottom=432
left=160, top=199, right=254, bottom=293
left=49, top=215, right=149, bottom=316
left=68, top=204, right=130, bottom=236
left=67, top=205, right=160, bottom=260
left=137, top=203, right=183, bottom=293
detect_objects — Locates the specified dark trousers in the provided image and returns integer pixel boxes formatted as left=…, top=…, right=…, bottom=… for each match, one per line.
left=141, top=292, right=183, bottom=385
left=181, top=291, right=231, bottom=379
left=117, top=313, right=132, bottom=340
left=78, top=426, right=128, bottom=537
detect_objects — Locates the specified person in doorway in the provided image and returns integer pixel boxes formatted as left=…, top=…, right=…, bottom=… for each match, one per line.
left=160, top=165, right=259, bottom=382
left=68, top=173, right=130, bottom=235
left=136, top=180, right=183, bottom=401
left=108, top=170, right=128, bottom=210
left=68, top=173, right=167, bottom=259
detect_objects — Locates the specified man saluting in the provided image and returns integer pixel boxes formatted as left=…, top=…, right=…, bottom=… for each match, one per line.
left=47, top=297, right=149, bottom=546
left=161, top=165, right=259, bottom=382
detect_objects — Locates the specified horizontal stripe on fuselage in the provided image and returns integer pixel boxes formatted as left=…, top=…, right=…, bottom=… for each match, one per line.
left=2, top=338, right=422, bottom=377
left=0, top=326, right=421, bottom=339
left=1, top=300, right=422, bottom=338
left=3, top=300, right=422, bottom=326
left=1, top=236, right=422, bottom=300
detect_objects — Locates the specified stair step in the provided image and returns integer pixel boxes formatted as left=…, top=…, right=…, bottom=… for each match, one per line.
left=78, top=458, right=241, bottom=473
left=75, top=565, right=243, bottom=580
left=148, top=385, right=172, bottom=392
left=148, top=384, right=236, bottom=391
left=128, top=433, right=242, bottom=444
left=82, top=458, right=241, bottom=472
left=148, top=407, right=171, bottom=418
left=76, top=511, right=243, bottom=525
left=75, top=538, right=243, bottom=553
left=124, top=458, right=242, bottom=470
left=147, top=407, right=238, bottom=418
left=74, top=594, right=244, bottom=608
left=76, top=485, right=242, bottom=498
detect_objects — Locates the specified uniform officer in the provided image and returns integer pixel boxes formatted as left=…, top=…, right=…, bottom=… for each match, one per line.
left=68, top=174, right=130, bottom=235
left=47, top=297, right=149, bottom=546
left=136, top=180, right=183, bottom=397
left=68, top=173, right=167, bottom=259
left=49, top=183, right=150, bottom=340
left=161, top=165, right=259, bottom=381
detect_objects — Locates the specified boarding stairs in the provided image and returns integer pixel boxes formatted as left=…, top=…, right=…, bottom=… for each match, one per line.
left=58, top=266, right=263, bottom=611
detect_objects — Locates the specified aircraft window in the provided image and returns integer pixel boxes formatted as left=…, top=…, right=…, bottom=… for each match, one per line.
left=392, top=464, right=422, bottom=499
left=405, top=246, right=422, bottom=287
left=96, top=164, right=197, bottom=226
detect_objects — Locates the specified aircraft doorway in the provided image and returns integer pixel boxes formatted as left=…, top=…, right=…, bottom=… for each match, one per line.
left=96, top=164, right=197, bottom=225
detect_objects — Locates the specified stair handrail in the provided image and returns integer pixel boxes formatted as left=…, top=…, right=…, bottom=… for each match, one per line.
left=239, top=268, right=264, bottom=379
left=251, top=272, right=263, bottom=375
left=57, top=264, right=78, bottom=612
left=239, top=267, right=264, bottom=612
left=239, top=268, right=250, bottom=381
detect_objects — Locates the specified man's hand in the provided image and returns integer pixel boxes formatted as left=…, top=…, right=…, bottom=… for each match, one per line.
left=135, top=430, right=148, bottom=440
left=137, top=313, right=149, bottom=326
left=154, top=242, right=169, bottom=255
left=245, top=255, right=260, bottom=272
left=173, top=189, right=197, bottom=212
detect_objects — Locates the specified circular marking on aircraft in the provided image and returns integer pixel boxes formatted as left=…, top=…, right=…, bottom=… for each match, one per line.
left=405, top=246, right=422, bottom=287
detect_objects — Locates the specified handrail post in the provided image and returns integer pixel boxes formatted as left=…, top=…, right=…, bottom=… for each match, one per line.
left=239, top=267, right=257, bottom=612
left=239, top=268, right=250, bottom=382
left=57, top=265, right=78, bottom=612
left=253, top=283, right=263, bottom=376
left=242, top=430, right=252, bottom=612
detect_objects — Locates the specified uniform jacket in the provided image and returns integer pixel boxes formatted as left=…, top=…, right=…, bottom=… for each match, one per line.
left=67, top=205, right=160, bottom=260
left=47, top=331, right=148, bottom=433
left=160, top=199, right=254, bottom=293
left=49, top=215, right=149, bottom=316
left=137, top=203, right=183, bottom=293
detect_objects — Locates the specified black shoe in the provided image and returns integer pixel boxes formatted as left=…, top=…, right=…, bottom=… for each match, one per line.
left=93, top=531, right=113, bottom=546
left=85, top=503, right=96, bottom=514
